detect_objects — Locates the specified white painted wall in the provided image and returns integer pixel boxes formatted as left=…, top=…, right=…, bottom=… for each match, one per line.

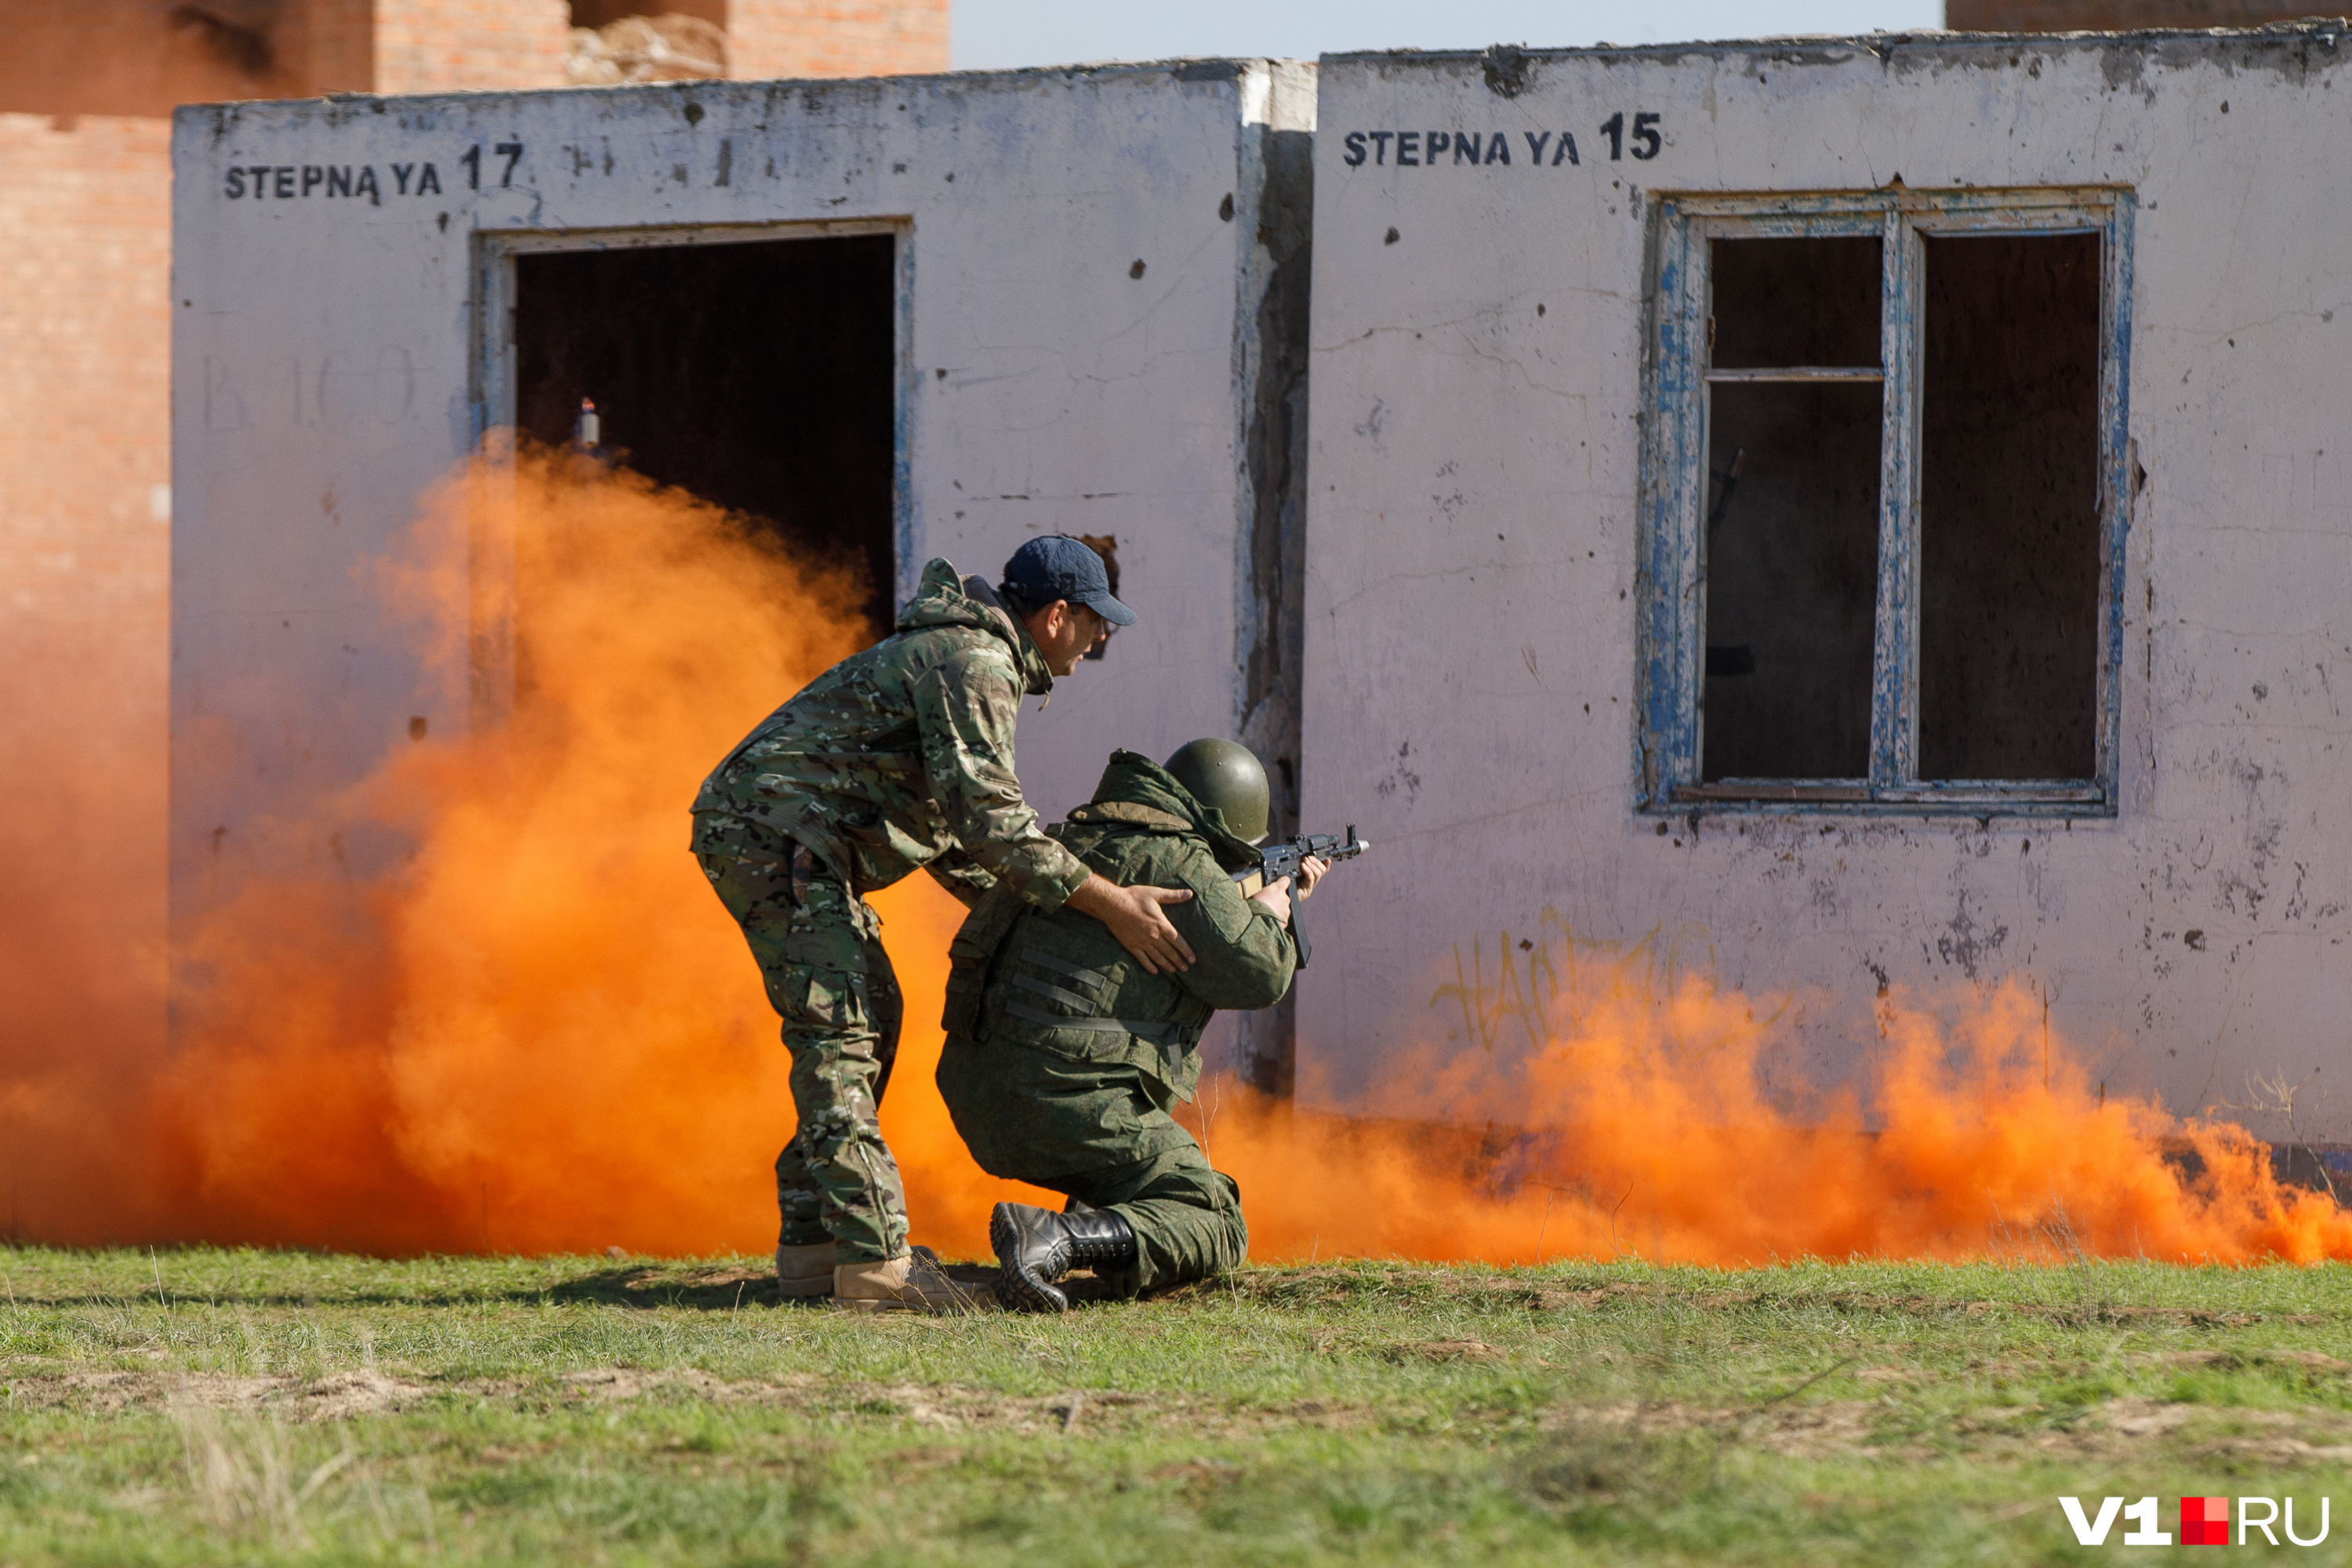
left=172, top=64, right=1310, bottom=964
left=1300, top=31, right=2352, bottom=1131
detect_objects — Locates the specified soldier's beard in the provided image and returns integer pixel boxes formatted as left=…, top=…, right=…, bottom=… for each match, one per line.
left=0, top=447, right=2344, bottom=1266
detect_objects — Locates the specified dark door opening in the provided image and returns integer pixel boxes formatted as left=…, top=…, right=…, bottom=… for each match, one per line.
left=513, top=234, right=898, bottom=643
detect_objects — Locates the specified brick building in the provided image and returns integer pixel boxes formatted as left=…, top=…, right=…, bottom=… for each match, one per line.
left=0, top=0, right=946, bottom=1058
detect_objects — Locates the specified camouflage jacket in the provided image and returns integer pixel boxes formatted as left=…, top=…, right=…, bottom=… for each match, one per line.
left=942, top=750, right=1298, bottom=1102
left=691, top=558, right=1091, bottom=910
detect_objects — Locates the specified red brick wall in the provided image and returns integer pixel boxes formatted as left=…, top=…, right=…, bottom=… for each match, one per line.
left=0, top=112, right=174, bottom=1053
left=0, top=0, right=387, bottom=115
left=727, top=0, right=949, bottom=81
left=372, top=0, right=572, bottom=93
left=0, top=0, right=279, bottom=118
left=1947, top=1, right=2324, bottom=27
left=572, top=0, right=724, bottom=26
left=283, top=0, right=380, bottom=96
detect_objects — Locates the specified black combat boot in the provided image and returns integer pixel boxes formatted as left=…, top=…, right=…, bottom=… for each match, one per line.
left=990, top=1202, right=1138, bottom=1312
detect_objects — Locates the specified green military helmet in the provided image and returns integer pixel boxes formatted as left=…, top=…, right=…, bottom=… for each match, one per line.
left=1163, top=738, right=1271, bottom=844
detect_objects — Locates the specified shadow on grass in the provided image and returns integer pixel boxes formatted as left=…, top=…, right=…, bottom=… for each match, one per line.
left=1, top=1252, right=1012, bottom=1312
left=539, top=1259, right=1005, bottom=1312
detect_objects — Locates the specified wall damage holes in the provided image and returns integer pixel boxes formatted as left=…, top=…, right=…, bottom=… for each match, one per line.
left=1483, top=43, right=1533, bottom=98
left=1219, top=192, right=1235, bottom=221
left=1384, top=227, right=1399, bottom=245
left=408, top=716, right=428, bottom=741
left=1130, top=259, right=1146, bottom=278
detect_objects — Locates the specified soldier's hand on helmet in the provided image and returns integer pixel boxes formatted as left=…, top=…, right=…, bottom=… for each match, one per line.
left=1250, top=876, right=1294, bottom=925
left=1069, top=873, right=1196, bottom=974
left=1294, top=855, right=1330, bottom=898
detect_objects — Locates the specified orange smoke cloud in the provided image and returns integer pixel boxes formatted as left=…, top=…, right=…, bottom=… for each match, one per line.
left=4, top=447, right=1052, bottom=1255
left=1, top=448, right=2343, bottom=1266
left=1200, top=978, right=2352, bottom=1267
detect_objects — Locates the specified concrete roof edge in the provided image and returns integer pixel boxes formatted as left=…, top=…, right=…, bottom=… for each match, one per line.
left=1315, top=19, right=2350, bottom=67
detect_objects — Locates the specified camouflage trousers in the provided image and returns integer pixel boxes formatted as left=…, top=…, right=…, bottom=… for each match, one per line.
left=693, top=814, right=908, bottom=1264
left=935, top=1034, right=1246, bottom=1296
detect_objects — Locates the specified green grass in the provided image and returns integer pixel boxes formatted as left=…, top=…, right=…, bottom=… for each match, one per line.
left=2, top=1247, right=2350, bottom=1564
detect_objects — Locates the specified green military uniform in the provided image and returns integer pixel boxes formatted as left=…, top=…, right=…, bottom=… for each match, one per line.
left=935, top=750, right=1299, bottom=1295
left=692, top=560, right=1092, bottom=1263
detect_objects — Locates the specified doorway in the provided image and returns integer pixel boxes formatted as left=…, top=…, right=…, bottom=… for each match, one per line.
left=510, top=231, right=900, bottom=642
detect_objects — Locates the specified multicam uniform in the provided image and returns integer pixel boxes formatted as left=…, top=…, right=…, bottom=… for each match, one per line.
left=692, top=559, right=1091, bottom=1263
left=936, top=751, right=1300, bottom=1295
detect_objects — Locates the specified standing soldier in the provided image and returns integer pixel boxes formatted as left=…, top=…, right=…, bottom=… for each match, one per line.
left=935, top=740, right=1329, bottom=1311
left=693, top=537, right=1199, bottom=1311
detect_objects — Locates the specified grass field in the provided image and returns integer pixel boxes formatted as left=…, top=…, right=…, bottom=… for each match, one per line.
left=2, top=1247, right=2350, bottom=1564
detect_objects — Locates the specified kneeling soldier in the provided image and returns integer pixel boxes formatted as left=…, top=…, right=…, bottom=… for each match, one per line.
left=935, top=740, right=1328, bottom=1311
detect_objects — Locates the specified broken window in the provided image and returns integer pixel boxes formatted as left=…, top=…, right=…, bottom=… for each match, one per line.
left=1639, top=192, right=2129, bottom=813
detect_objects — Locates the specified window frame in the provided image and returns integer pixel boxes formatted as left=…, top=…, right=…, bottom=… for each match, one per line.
left=1635, top=187, right=2136, bottom=816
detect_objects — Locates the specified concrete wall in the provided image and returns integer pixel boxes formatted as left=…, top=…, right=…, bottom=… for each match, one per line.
left=1299, top=29, right=2352, bottom=1132
left=171, top=61, right=1315, bottom=1073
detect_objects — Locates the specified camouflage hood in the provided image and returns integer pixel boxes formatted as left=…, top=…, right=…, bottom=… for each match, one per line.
left=1067, top=751, right=1263, bottom=876
left=897, top=559, right=1055, bottom=699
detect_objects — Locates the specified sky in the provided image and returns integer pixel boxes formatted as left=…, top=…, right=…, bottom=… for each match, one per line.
left=952, top=2, right=1947, bottom=72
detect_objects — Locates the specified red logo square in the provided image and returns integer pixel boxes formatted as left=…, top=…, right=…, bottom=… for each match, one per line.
left=2182, top=1496, right=2229, bottom=1545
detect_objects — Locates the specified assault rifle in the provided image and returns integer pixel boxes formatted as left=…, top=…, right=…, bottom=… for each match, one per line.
left=1229, top=826, right=1367, bottom=966
left=1232, top=825, right=1370, bottom=889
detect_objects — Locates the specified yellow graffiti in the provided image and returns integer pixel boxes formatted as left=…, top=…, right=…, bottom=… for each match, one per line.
left=1429, top=910, right=1794, bottom=1056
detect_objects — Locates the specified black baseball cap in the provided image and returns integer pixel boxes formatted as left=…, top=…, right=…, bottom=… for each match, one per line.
left=1000, top=535, right=1137, bottom=626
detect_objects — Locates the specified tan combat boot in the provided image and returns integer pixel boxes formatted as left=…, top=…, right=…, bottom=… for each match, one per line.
left=775, top=1242, right=837, bottom=1298
left=834, top=1248, right=974, bottom=1313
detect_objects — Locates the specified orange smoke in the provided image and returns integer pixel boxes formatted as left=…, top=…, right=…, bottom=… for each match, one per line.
left=1, top=448, right=2344, bottom=1265
left=4, top=447, right=1051, bottom=1254
left=1200, top=978, right=2352, bottom=1267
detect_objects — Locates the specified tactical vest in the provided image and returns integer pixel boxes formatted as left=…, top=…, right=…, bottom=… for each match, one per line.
left=942, top=804, right=1235, bottom=1100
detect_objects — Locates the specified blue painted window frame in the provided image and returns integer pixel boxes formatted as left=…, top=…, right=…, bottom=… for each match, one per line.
left=1635, top=188, right=2136, bottom=816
